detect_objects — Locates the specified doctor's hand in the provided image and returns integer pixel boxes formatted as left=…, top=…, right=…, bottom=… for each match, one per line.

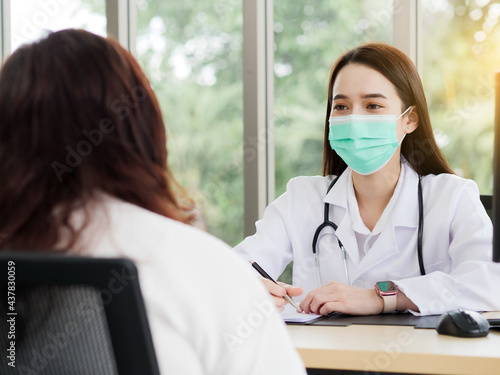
left=299, top=281, right=384, bottom=316
left=260, top=278, right=304, bottom=312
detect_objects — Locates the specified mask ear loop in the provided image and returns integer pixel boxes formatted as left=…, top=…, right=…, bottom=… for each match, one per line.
left=397, top=106, right=413, bottom=144
left=397, top=105, right=413, bottom=120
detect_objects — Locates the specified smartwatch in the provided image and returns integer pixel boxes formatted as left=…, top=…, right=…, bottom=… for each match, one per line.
left=374, top=281, right=398, bottom=314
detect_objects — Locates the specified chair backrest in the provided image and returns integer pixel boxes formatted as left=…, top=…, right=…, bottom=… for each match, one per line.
left=480, top=195, right=493, bottom=221
left=0, top=252, right=160, bottom=375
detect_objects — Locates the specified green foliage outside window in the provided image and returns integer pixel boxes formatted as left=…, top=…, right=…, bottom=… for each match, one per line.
left=137, top=0, right=244, bottom=246
left=421, top=0, right=499, bottom=193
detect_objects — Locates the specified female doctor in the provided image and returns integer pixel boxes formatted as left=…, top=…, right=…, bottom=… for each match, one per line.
left=234, top=43, right=500, bottom=316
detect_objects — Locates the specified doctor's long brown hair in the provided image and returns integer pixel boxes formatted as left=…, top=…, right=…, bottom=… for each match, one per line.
left=323, top=43, right=454, bottom=177
left=0, top=29, right=193, bottom=251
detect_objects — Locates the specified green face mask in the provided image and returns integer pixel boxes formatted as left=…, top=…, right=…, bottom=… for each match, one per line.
left=328, top=107, right=411, bottom=175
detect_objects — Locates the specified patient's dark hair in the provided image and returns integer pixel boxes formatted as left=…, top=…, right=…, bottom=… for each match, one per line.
left=0, top=29, right=193, bottom=251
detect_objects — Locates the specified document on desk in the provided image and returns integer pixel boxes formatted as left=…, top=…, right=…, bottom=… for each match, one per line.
left=281, top=304, right=323, bottom=323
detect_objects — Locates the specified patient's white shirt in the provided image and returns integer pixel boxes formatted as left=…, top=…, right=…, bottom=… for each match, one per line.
left=69, top=194, right=306, bottom=375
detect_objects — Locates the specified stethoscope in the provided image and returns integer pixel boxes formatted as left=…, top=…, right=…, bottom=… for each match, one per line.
left=311, top=173, right=426, bottom=286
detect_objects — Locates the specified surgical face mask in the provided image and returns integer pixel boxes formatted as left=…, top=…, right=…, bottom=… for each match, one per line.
left=328, top=107, right=411, bottom=175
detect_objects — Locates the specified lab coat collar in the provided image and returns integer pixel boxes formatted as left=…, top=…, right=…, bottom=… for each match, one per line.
left=324, top=161, right=420, bottom=228
left=322, top=168, right=360, bottom=265
left=323, top=168, right=350, bottom=209
left=320, top=161, right=420, bottom=268
left=389, top=160, right=420, bottom=229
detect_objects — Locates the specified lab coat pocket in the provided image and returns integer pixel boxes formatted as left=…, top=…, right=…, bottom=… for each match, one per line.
left=388, top=260, right=444, bottom=280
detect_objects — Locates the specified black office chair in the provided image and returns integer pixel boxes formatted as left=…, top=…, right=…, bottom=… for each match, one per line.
left=480, top=194, right=493, bottom=221
left=0, top=252, right=160, bottom=375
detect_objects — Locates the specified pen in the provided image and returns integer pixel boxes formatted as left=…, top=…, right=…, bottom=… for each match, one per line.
left=249, top=260, right=301, bottom=311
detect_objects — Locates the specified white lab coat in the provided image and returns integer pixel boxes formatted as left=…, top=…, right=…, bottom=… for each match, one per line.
left=234, top=160, right=500, bottom=315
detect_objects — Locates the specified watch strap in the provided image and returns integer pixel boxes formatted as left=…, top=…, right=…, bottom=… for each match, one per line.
left=375, top=281, right=398, bottom=314
left=381, top=294, right=397, bottom=314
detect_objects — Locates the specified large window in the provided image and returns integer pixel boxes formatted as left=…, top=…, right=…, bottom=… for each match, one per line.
left=2, top=0, right=497, bottom=247
left=136, top=0, right=244, bottom=246
left=10, top=0, right=106, bottom=52
left=422, top=0, right=500, bottom=194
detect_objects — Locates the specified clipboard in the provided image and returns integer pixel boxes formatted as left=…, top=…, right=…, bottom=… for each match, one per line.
left=285, top=311, right=441, bottom=329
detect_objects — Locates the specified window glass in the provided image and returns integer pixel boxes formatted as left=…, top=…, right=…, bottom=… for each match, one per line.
left=273, top=0, right=394, bottom=196
left=136, top=0, right=244, bottom=246
left=10, top=0, right=106, bottom=52
left=422, top=0, right=500, bottom=194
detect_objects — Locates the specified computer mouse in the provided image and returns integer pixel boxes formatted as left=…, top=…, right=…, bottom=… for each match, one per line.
left=436, top=309, right=490, bottom=338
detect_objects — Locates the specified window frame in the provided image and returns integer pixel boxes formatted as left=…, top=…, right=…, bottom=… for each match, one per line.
left=0, top=0, right=10, bottom=63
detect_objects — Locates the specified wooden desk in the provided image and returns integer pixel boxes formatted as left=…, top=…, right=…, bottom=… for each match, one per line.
left=288, top=312, right=500, bottom=375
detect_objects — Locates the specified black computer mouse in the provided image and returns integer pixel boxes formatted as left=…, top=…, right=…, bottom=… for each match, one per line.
left=436, top=309, right=490, bottom=338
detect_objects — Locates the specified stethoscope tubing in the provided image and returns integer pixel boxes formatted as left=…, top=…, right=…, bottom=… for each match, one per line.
left=417, top=176, right=425, bottom=275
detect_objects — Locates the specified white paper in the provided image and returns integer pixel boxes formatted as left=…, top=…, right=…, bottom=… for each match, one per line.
left=281, top=303, right=323, bottom=323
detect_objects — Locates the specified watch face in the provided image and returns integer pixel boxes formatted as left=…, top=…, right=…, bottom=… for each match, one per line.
left=376, top=281, right=397, bottom=295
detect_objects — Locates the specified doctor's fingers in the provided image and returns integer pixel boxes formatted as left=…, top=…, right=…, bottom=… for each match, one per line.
left=319, top=301, right=345, bottom=316
left=299, top=292, right=318, bottom=314
left=260, top=277, right=287, bottom=297
left=271, top=295, right=288, bottom=312
left=278, top=282, right=304, bottom=297
left=307, top=293, right=345, bottom=315
left=299, top=283, right=343, bottom=313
